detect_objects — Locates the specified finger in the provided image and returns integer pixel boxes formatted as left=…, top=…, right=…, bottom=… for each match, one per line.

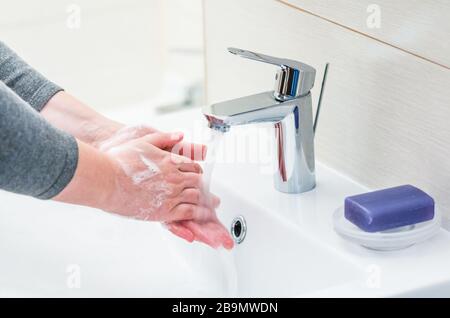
left=182, top=172, right=203, bottom=189
left=133, top=124, right=158, bottom=136
left=196, top=192, right=220, bottom=209
left=182, top=220, right=234, bottom=250
left=178, top=162, right=203, bottom=174
left=162, top=204, right=212, bottom=222
left=178, top=188, right=220, bottom=209
left=141, top=131, right=184, bottom=150
left=179, top=188, right=201, bottom=205
left=213, top=222, right=235, bottom=250
left=168, top=151, right=193, bottom=164
left=118, top=125, right=158, bottom=140
left=98, top=125, right=157, bottom=151
left=172, top=142, right=207, bottom=161
left=207, top=193, right=221, bottom=208
left=174, top=189, right=219, bottom=216
left=166, top=222, right=195, bottom=243
left=181, top=221, right=220, bottom=248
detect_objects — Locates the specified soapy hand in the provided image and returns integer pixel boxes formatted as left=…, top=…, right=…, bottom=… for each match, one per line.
left=103, top=133, right=209, bottom=221
left=101, top=131, right=234, bottom=249
left=40, top=93, right=232, bottom=249
left=96, top=124, right=207, bottom=161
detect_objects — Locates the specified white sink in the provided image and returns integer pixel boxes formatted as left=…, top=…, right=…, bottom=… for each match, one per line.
left=1, top=107, right=450, bottom=297
left=213, top=182, right=363, bottom=297
left=0, top=179, right=363, bottom=298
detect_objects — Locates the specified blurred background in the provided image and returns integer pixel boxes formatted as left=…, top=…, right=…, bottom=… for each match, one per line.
left=0, top=0, right=204, bottom=113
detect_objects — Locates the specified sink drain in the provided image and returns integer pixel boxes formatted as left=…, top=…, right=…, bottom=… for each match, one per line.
left=230, top=216, right=247, bottom=244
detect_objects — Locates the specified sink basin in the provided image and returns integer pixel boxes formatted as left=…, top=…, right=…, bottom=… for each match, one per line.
left=0, top=180, right=363, bottom=297
left=212, top=183, right=363, bottom=296
left=1, top=107, right=450, bottom=297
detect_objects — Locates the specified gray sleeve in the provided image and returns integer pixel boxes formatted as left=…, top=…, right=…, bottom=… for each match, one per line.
left=0, top=41, right=63, bottom=112
left=0, top=81, right=78, bottom=199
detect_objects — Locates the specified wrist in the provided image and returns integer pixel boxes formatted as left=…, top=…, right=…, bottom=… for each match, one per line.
left=81, top=116, right=123, bottom=148
left=41, top=91, right=124, bottom=147
left=53, top=139, right=118, bottom=211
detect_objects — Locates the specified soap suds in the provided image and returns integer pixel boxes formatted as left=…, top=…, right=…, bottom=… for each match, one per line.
left=136, top=181, right=172, bottom=221
left=140, top=155, right=160, bottom=174
left=118, top=153, right=170, bottom=220
left=105, top=142, right=172, bottom=221
left=131, top=155, right=161, bottom=185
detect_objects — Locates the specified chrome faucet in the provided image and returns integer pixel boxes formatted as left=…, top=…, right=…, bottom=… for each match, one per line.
left=202, top=48, right=317, bottom=194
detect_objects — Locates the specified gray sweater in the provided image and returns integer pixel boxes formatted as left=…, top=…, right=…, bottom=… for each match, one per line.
left=0, top=41, right=78, bottom=199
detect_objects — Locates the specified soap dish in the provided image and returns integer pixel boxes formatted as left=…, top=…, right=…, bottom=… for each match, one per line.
left=333, top=206, right=442, bottom=251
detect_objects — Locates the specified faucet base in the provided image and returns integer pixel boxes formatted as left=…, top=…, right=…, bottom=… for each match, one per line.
left=274, top=178, right=316, bottom=194
left=273, top=95, right=316, bottom=194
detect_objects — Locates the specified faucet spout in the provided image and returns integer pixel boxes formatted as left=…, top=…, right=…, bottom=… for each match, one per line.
left=202, top=91, right=316, bottom=194
left=203, top=92, right=293, bottom=128
left=202, top=47, right=317, bottom=194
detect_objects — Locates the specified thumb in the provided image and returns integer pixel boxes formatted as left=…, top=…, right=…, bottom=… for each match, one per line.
left=143, top=131, right=184, bottom=150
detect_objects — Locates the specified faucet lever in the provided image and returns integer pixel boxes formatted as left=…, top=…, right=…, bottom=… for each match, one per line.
left=313, top=63, right=330, bottom=136
left=228, top=47, right=316, bottom=101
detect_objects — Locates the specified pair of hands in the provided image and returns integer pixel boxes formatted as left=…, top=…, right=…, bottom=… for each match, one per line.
left=93, top=125, right=234, bottom=250
left=41, top=92, right=232, bottom=249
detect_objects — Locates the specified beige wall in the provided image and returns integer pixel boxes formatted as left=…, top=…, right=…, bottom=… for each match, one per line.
left=202, top=0, right=450, bottom=216
left=282, top=0, right=450, bottom=68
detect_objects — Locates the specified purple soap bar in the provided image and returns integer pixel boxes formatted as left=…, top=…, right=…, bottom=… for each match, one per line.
left=344, top=185, right=435, bottom=232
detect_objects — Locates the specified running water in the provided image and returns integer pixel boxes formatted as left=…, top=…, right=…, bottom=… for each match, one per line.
left=163, top=128, right=238, bottom=296
left=202, top=129, right=239, bottom=296
left=202, top=129, right=225, bottom=194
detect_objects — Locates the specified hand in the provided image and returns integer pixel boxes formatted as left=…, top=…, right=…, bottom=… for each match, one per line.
left=103, top=132, right=233, bottom=249
left=96, top=124, right=207, bottom=161
left=167, top=218, right=235, bottom=250
left=41, top=92, right=232, bottom=248
left=41, top=92, right=206, bottom=160
left=103, top=133, right=212, bottom=222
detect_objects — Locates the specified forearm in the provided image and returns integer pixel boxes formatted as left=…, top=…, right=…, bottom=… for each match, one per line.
left=0, top=79, right=123, bottom=211
left=41, top=91, right=122, bottom=147
left=53, top=139, right=115, bottom=210
left=0, top=81, right=77, bottom=199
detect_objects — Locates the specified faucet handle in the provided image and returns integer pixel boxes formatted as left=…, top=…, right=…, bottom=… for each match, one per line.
left=228, top=47, right=316, bottom=101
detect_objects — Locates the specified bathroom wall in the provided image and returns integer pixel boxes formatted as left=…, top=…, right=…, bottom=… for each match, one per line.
left=202, top=0, right=450, bottom=216
left=0, top=0, right=204, bottom=111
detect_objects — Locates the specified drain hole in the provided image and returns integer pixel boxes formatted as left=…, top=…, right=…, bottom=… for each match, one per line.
left=231, top=216, right=247, bottom=244
left=233, top=221, right=242, bottom=237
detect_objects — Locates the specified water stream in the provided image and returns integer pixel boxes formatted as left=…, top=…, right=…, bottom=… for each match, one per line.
left=202, top=129, right=225, bottom=194
left=166, top=128, right=238, bottom=296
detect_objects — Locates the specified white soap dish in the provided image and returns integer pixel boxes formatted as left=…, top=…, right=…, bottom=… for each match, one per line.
left=333, top=206, right=442, bottom=251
